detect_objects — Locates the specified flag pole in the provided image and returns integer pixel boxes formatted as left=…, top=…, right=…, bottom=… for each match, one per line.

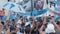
left=31, top=0, right=34, bottom=16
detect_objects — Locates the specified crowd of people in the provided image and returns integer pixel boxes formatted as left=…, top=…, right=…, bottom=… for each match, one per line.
left=0, top=11, right=60, bottom=34
left=0, top=0, right=60, bottom=34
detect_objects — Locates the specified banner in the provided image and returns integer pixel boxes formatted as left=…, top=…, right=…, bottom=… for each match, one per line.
left=32, top=8, right=48, bottom=16
left=32, top=0, right=48, bottom=16
left=53, top=0, right=60, bottom=15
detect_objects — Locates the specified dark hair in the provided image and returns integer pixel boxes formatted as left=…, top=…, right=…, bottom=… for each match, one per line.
left=57, top=21, right=60, bottom=25
left=20, top=16, right=23, bottom=18
left=12, top=19, right=15, bottom=22
left=11, top=32, right=16, bottom=34
left=1, top=21, right=4, bottom=25
left=8, top=0, right=10, bottom=2
left=2, top=8, right=5, bottom=11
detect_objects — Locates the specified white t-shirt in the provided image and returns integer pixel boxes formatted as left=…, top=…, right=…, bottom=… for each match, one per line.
left=25, top=21, right=33, bottom=28
left=25, top=22, right=30, bottom=26
left=17, top=19, right=22, bottom=24
left=17, top=19, right=22, bottom=28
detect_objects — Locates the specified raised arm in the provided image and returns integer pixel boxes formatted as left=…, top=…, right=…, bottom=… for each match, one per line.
left=39, top=16, right=47, bottom=34
left=51, top=16, right=60, bottom=31
left=39, top=25, right=45, bottom=34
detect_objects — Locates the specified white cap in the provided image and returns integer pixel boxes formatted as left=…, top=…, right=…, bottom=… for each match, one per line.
left=45, top=24, right=55, bottom=33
